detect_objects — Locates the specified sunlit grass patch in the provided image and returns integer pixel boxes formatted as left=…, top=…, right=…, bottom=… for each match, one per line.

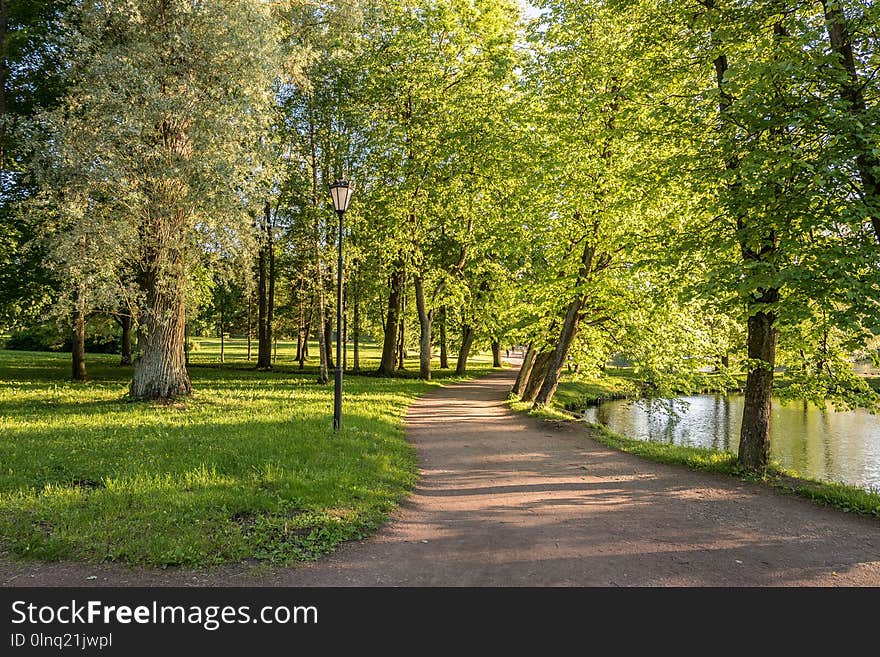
left=0, top=347, right=496, bottom=566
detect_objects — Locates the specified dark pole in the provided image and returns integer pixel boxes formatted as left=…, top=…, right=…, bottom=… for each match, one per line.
left=334, top=208, right=344, bottom=431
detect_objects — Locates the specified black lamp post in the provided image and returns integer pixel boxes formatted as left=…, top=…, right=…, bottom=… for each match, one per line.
left=329, top=179, right=353, bottom=431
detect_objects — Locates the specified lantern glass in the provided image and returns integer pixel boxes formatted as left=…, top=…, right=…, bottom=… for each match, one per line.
left=329, top=180, right=353, bottom=212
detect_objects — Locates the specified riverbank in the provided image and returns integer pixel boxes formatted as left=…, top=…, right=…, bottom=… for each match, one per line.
left=589, top=422, right=880, bottom=519
left=546, top=367, right=880, bottom=413
left=509, top=370, right=880, bottom=521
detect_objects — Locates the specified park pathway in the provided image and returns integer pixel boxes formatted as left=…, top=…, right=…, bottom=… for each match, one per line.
left=271, top=368, right=880, bottom=586
left=3, top=367, right=880, bottom=586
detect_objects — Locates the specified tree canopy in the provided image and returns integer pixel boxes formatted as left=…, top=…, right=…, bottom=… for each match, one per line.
left=1, top=0, right=878, bottom=472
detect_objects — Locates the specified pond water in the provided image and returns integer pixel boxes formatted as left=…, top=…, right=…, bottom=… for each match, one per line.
left=582, top=394, right=880, bottom=490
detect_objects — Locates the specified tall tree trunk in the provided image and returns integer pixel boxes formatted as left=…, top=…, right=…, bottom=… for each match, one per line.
left=414, top=275, right=433, bottom=380
left=397, top=317, right=405, bottom=369
left=352, top=278, right=360, bottom=373
left=130, top=264, right=191, bottom=400
left=0, top=0, right=8, bottom=171
left=324, top=316, right=334, bottom=370
left=710, top=16, right=780, bottom=471
left=342, top=287, right=347, bottom=373
left=378, top=267, right=404, bottom=376
left=511, top=342, right=536, bottom=397
left=184, top=321, right=189, bottom=367
left=257, top=237, right=269, bottom=367
left=307, top=99, right=328, bottom=384
left=295, top=288, right=304, bottom=362
left=267, top=205, right=275, bottom=360
left=219, top=313, right=225, bottom=364
left=821, top=1, right=880, bottom=242
left=397, top=289, right=407, bottom=370
left=439, top=305, right=448, bottom=369
left=246, top=294, right=253, bottom=361
left=455, top=324, right=475, bottom=375
left=315, top=277, right=329, bottom=383
left=257, top=202, right=272, bottom=369
left=534, top=302, right=581, bottom=407
left=296, top=305, right=304, bottom=363
left=302, top=301, right=313, bottom=367
left=535, top=241, right=597, bottom=408
left=491, top=340, right=501, bottom=368
left=521, top=351, right=554, bottom=403
left=71, top=286, right=87, bottom=382
left=119, top=313, right=132, bottom=366
left=738, top=297, right=778, bottom=471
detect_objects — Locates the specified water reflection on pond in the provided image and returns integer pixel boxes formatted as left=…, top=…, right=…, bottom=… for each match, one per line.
left=582, top=394, right=880, bottom=490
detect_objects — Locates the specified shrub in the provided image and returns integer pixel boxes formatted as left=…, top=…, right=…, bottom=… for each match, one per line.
left=4, top=325, right=66, bottom=351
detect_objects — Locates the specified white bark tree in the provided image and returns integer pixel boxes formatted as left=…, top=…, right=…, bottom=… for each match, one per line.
left=38, top=0, right=283, bottom=399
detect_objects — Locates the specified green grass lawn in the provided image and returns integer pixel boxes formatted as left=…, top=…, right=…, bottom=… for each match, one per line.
left=0, top=341, right=497, bottom=567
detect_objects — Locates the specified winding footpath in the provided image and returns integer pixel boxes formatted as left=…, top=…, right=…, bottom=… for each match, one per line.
left=3, top=367, right=880, bottom=586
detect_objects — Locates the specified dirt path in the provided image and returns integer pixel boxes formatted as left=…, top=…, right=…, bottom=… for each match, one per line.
left=3, top=368, right=880, bottom=586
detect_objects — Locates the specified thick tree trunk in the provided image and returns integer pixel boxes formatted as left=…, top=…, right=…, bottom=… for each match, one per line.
left=439, top=306, right=448, bottom=369
left=184, top=321, right=189, bottom=367
left=71, top=287, right=87, bottom=382
left=511, top=342, right=536, bottom=397
left=119, top=313, right=132, bottom=366
left=822, top=1, right=880, bottom=242
left=534, top=241, right=597, bottom=408
left=534, top=301, right=582, bottom=407
left=414, top=275, right=433, bottom=380
left=378, top=268, right=404, bottom=376
left=738, top=301, right=778, bottom=471
left=455, top=324, right=475, bottom=375
left=130, top=271, right=191, bottom=400
left=491, top=340, right=501, bottom=368
left=257, top=202, right=272, bottom=369
left=521, top=351, right=554, bottom=403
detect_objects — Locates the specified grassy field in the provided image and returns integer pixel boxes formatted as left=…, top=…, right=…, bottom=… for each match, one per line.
left=0, top=340, right=498, bottom=567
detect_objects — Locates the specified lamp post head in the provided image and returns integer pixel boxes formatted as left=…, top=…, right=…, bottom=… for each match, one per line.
left=329, top=179, right=354, bottom=213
